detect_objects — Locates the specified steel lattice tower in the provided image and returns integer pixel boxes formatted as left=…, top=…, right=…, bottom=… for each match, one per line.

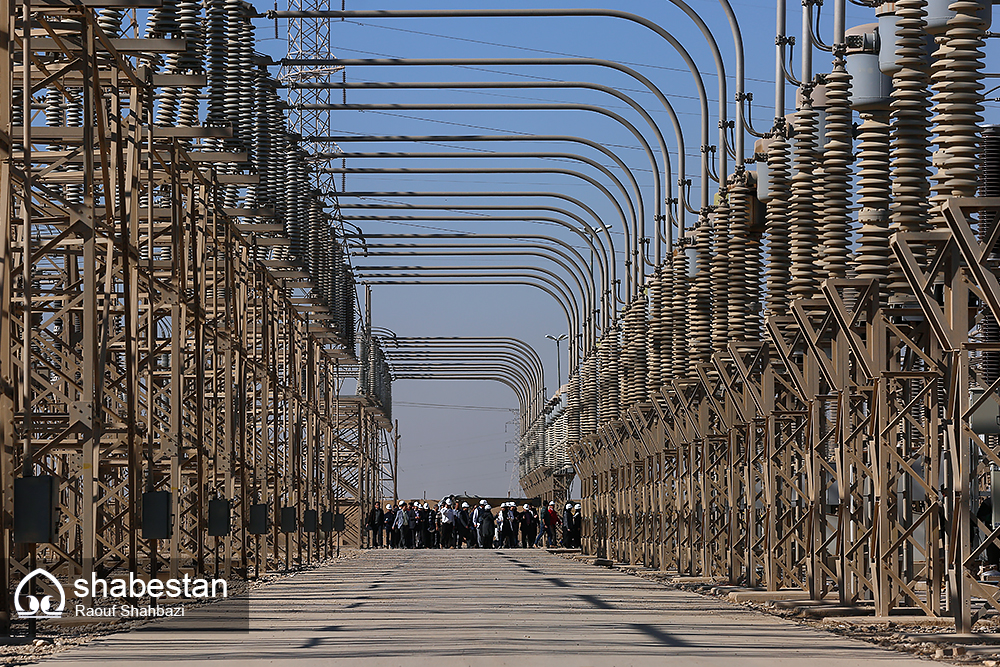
left=280, top=0, right=343, bottom=196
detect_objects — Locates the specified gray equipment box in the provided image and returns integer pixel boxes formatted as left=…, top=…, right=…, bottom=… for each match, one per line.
left=142, top=490, right=172, bottom=540
left=14, top=476, right=59, bottom=543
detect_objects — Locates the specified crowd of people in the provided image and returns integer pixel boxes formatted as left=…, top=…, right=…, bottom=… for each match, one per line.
left=366, top=499, right=583, bottom=550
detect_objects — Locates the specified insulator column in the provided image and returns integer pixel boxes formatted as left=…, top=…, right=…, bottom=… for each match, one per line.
left=789, top=90, right=821, bottom=299
left=689, top=212, right=714, bottom=364
left=710, top=199, right=731, bottom=351
left=728, top=176, right=752, bottom=341
left=820, top=61, right=854, bottom=281
left=930, top=0, right=986, bottom=202
left=581, top=354, right=598, bottom=435
left=672, top=250, right=689, bottom=376
left=646, top=269, right=662, bottom=394
left=765, top=125, right=792, bottom=315
left=889, top=0, right=933, bottom=297
left=853, top=112, right=893, bottom=282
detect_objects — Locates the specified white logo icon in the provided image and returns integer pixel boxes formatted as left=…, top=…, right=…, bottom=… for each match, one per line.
left=14, top=568, right=65, bottom=619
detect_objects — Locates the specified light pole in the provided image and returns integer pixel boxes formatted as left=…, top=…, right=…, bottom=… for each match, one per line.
left=546, top=334, right=569, bottom=389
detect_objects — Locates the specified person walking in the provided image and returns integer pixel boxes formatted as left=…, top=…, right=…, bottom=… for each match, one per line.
left=479, top=504, right=495, bottom=549
left=503, top=503, right=519, bottom=548
left=384, top=503, right=397, bottom=548
left=472, top=500, right=487, bottom=548
left=543, top=501, right=562, bottom=547
left=367, top=503, right=384, bottom=548
left=457, top=501, right=472, bottom=547
left=519, top=503, right=538, bottom=548
left=562, top=503, right=574, bottom=548
left=394, top=501, right=413, bottom=548
left=426, top=502, right=438, bottom=548
left=572, top=504, right=583, bottom=548
left=439, top=499, right=454, bottom=548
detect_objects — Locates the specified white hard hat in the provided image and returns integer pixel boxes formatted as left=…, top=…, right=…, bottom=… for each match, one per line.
left=485, top=504, right=492, bottom=510
left=566, top=503, right=572, bottom=509
left=575, top=504, right=581, bottom=509
left=385, top=504, right=392, bottom=509
left=523, top=504, right=530, bottom=510
left=462, top=502, right=469, bottom=508
left=479, top=499, right=487, bottom=505
left=549, top=501, right=555, bottom=506
left=423, top=503, right=430, bottom=509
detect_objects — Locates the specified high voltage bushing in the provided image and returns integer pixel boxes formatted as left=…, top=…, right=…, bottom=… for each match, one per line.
left=660, top=257, right=675, bottom=382
left=582, top=354, right=598, bottom=435
left=889, top=0, right=933, bottom=296
left=853, top=112, right=893, bottom=281
left=671, top=251, right=689, bottom=376
left=598, top=332, right=619, bottom=423
left=763, top=123, right=792, bottom=316
left=205, top=0, right=226, bottom=128
left=568, top=370, right=581, bottom=445
left=621, top=296, right=647, bottom=407
left=688, top=213, right=713, bottom=364
left=819, top=59, right=853, bottom=282
left=710, top=199, right=730, bottom=351
left=930, top=0, right=987, bottom=202
left=727, top=175, right=753, bottom=341
left=789, top=86, right=821, bottom=300
left=646, top=269, right=662, bottom=395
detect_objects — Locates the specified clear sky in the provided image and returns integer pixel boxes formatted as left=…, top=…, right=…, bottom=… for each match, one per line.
left=249, top=0, right=1000, bottom=501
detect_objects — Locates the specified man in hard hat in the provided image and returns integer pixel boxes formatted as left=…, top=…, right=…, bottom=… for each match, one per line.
left=472, top=500, right=487, bottom=548
left=367, top=503, right=384, bottom=548
left=439, top=499, right=454, bottom=548
left=519, top=503, right=538, bottom=548
left=543, top=501, right=562, bottom=547
left=562, top=503, right=574, bottom=548
left=457, top=501, right=472, bottom=547
left=384, top=503, right=396, bottom=548
left=572, top=504, right=583, bottom=548
left=479, top=504, right=496, bottom=549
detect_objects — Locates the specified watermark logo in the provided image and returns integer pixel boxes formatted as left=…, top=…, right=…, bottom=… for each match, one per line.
left=14, top=568, right=66, bottom=619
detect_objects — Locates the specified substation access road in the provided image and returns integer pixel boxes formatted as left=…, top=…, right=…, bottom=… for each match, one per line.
left=42, top=549, right=931, bottom=667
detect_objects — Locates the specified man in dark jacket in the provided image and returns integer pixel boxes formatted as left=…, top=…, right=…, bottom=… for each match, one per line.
left=457, top=502, right=472, bottom=547
left=571, top=504, right=583, bottom=548
left=367, top=504, right=384, bottom=548
left=543, top=501, right=562, bottom=547
left=479, top=504, right=496, bottom=548
left=383, top=503, right=396, bottom=548
left=562, top=503, right=574, bottom=547
left=519, top=504, right=538, bottom=548
left=498, top=503, right=516, bottom=548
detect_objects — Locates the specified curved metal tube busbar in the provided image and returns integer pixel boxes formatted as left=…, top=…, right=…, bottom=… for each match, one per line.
left=388, top=336, right=546, bottom=409
left=354, top=266, right=585, bottom=360
left=355, top=246, right=595, bottom=345
left=337, top=191, right=624, bottom=306
left=326, top=163, right=636, bottom=285
left=357, top=240, right=601, bottom=340
left=267, top=7, right=723, bottom=244
left=317, top=132, right=648, bottom=248
left=298, top=101, right=655, bottom=294
left=288, top=61, right=687, bottom=255
left=387, top=352, right=540, bottom=404
left=354, top=275, right=583, bottom=369
left=345, top=218, right=613, bottom=324
left=323, top=148, right=643, bottom=259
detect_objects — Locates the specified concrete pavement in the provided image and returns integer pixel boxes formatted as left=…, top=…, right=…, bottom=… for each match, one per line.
left=42, top=549, right=933, bottom=666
